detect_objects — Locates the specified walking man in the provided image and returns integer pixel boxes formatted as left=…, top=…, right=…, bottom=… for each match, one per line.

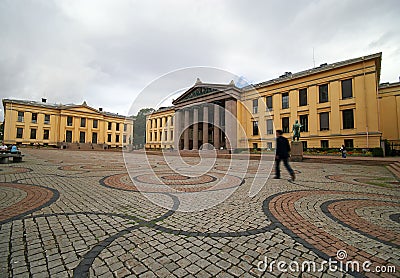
left=274, top=130, right=296, bottom=181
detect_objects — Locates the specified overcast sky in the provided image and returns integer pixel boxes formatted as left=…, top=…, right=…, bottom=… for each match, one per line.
left=1, top=0, right=399, bottom=118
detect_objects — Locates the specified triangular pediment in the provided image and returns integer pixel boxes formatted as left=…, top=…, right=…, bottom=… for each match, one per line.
left=179, top=87, right=220, bottom=102
left=172, top=81, right=242, bottom=105
left=61, top=105, right=101, bottom=115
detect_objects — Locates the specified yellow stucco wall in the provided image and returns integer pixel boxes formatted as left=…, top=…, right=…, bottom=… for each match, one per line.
left=144, top=54, right=393, bottom=151
left=3, top=100, right=133, bottom=148
left=237, top=57, right=382, bottom=149
left=145, top=108, right=175, bottom=149
left=378, top=82, right=400, bottom=141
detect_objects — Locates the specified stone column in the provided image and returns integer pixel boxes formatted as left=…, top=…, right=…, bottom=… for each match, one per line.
left=184, top=109, right=190, bottom=150
left=173, top=110, right=181, bottom=150
left=213, top=104, right=220, bottom=149
left=225, top=99, right=237, bottom=151
left=202, top=105, right=208, bottom=148
left=193, top=108, right=199, bottom=150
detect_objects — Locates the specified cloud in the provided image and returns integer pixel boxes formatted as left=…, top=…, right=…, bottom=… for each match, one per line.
left=0, top=0, right=399, bottom=121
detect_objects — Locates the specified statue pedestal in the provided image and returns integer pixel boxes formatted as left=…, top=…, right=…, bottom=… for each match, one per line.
left=290, top=141, right=303, bottom=162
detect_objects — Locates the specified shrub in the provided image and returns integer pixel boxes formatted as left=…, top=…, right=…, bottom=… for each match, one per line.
left=372, top=147, right=384, bottom=157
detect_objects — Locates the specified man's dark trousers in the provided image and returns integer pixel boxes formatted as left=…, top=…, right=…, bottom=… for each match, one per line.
left=275, top=157, right=294, bottom=178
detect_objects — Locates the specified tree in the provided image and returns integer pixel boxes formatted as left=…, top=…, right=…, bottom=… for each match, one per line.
left=133, top=108, right=154, bottom=148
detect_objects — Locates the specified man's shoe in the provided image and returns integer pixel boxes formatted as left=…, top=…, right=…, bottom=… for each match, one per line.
left=273, top=176, right=280, bottom=179
left=290, top=173, right=296, bottom=181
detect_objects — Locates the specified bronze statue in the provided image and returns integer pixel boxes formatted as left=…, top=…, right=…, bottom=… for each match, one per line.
left=292, top=120, right=302, bottom=141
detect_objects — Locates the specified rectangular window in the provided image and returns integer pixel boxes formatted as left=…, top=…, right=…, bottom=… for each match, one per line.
left=124, top=124, right=127, bottom=132
left=282, top=117, right=290, bottom=133
left=123, top=135, right=127, bottom=143
left=170, top=131, right=174, bottom=141
left=44, top=114, right=50, bottom=124
left=79, top=131, right=85, bottom=143
left=92, top=132, right=98, bottom=144
left=108, top=122, right=112, bottom=130
left=252, top=99, right=258, bottom=114
left=266, top=119, right=274, bottom=135
left=282, top=93, right=289, bottom=109
left=43, top=129, right=49, bottom=140
left=299, top=89, right=307, bottom=106
left=17, top=111, right=24, bottom=122
left=164, top=131, right=168, bottom=141
left=160, top=119, right=163, bottom=127
left=300, top=115, right=308, bottom=132
left=16, top=128, right=23, bottom=138
left=302, top=141, right=308, bottom=151
left=67, top=116, right=73, bottom=126
left=107, top=134, right=112, bottom=142
left=320, top=112, right=329, bottom=131
left=31, top=113, right=38, bottom=123
left=341, top=79, right=353, bottom=99
left=252, top=143, right=258, bottom=149
left=30, top=128, right=37, bottom=139
left=319, top=84, right=329, bottom=103
left=116, top=134, right=120, bottom=143
left=342, top=109, right=354, bottom=129
left=93, top=120, right=98, bottom=129
left=252, top=121, right=259, bottom=136
left=321, top=140, right=329, bottom=149
left=170, top=116, right=174, bottom=126
left=80, top=118, right=86, bottom=128
left=66, top=130, right=72, bottom=143
left=116, top=123, right=120, bottom=131
left=266, top=96, right=273, bottom=110
left=267, top=142, right=272, bottom=150
left=344, top=139, right=354, bottom=148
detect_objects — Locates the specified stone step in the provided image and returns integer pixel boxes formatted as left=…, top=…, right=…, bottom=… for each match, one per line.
left=66, top=143, right=107, bottom=150
left=387, top=163, right=400, bottom=180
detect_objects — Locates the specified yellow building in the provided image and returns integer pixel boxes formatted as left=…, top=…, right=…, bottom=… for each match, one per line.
left=240, top=52, right=382, bottom=150
left=378, top=82, right=400, bottom=142
left=2, top=99, right=133, bottom=149
left=146, top=107, right=175, bottom=149
left=146, top=52, right=399, bottom=152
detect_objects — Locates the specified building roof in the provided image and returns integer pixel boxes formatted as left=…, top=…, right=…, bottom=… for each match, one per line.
left=379, top=82, right=400, bottom=89
left=2, top=98, right=129, bottom=119
left=245, top=52, right=382, bottom=90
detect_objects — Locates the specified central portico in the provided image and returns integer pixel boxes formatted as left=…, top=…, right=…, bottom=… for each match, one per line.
left=172, top=79, right=241, bottom=152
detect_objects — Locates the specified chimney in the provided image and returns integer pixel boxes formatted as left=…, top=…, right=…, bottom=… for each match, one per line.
left=41, top=98, right=47, bottom=103
left=99, top=108, right=103, bottom=112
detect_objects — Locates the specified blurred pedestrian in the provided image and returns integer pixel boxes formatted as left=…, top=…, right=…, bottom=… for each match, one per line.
left=274, top=130, right=296, bottom=181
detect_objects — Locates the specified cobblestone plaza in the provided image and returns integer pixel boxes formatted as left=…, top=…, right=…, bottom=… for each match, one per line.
left=0, top=149, right=399, bottom=277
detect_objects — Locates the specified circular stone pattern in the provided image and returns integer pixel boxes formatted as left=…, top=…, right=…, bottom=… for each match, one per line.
left=215, top=164, right=261, bottom=174
left=59, top=164, right=125, bottom=171
left=101, top=172, right=242, bottom=193
left=265, top=190, right=400, bottom=273
left=134, top=173, right=216, bottom=186
left=0, top=167, right=32, bottom=175
left=0, top=182, right=58, bottom=224
left=326, top=199, right=400, bottom=246
left=215, top=165, right=300, bottom=175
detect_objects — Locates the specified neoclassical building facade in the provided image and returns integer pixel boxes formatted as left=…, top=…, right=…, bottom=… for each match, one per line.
left=146, top=52, right=399, bottom=151
left=3, top=99, right=134, bottom=149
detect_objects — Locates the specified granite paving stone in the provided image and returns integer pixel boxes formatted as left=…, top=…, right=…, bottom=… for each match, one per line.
left=0, top=149, right=398, bottom=277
